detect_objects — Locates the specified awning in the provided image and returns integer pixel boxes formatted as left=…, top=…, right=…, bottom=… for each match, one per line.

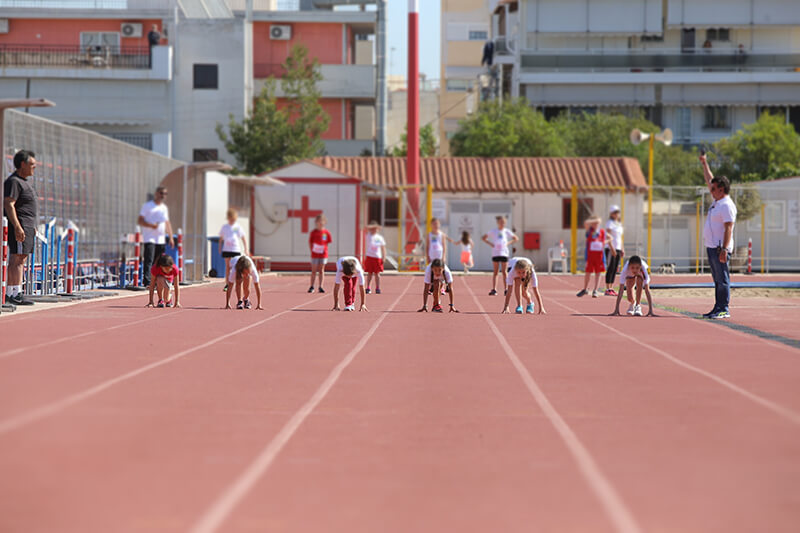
left=228, top=175, right=284, bottom=187
left=64, top=118, right=151, bottom=126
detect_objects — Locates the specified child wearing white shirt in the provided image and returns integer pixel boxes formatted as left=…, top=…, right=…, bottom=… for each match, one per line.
left=502, top=257, right=546, bottom=315
left=482, top=216, right=518, bottom=296
left=219, top=208, right=247, bottom=292
left=333, top=257, right=368, bottom=312
left=363, top=221, right=387, bottom=295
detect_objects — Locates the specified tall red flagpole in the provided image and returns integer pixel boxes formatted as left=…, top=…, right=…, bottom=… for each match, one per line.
left=406, top=0, right=420, bottom=261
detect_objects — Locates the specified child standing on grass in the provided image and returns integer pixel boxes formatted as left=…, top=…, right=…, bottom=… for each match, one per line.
left=332, top=257, right=368, bottom=312
left=610, top=255, right=655, bottom=317
left=225, top=255, right=263, bottom=310
left=483, top=215, right=518, bottom=296
left=308, top=215, right=333, bottom=294
left=219, top=208, right=247, bottom=292
left=502, top=257, right=546, bottom=315
left=448, top=231, right=474, bottom=274
left=577, top=216, right=613, bottom=298
left=418, top=258, right=459, bottom=313
left=364, top=221, right=386, bottom=295
left=146, top=254, right=180, bottom=308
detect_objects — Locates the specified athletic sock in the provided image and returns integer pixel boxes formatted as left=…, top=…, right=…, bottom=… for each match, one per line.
left=8, top=285, right=21, bottom=297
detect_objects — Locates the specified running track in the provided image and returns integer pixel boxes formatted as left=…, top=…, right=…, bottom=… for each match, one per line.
left=0, top=274, right=798, bottom=533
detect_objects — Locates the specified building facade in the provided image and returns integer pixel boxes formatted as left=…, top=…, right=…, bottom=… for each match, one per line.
left=491, top=0, right=800, bottom=145
left=0, top=0, right=379, bottom=163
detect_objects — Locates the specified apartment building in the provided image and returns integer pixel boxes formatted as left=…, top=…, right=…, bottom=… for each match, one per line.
left=439, top=0, right=491, bottom=155
left=0, top=0, right=379, bottom=162
left=491, top=0, right=800, bottom=145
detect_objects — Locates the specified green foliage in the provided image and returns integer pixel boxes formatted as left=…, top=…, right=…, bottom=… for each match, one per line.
left=449, top=99, right=568, bottom=157
left=712, top=112, right=800, bottom=182
left=392, top=123, right=438, bottom=157
left=216, top=44, right=330, bottom=175
left=731, top=186, right=763, bottom=222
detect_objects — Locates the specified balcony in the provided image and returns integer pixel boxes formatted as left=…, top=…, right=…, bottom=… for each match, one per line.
left=324, top=139, right=374, bottom=157
left=254, top=64, right=375, bottom=99
left=0, top=44, right=172, bottom=80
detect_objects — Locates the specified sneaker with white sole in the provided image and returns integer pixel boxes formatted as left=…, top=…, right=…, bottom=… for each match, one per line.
left=626, top=304, right=635, bottom=315
left=243, top=299, right=252, bottom=309
left=525, top=303, right=534, bottom=314
left=236, top=300, right=244, bottom=310
left=709, top=310, right=730, bottom=319
left=344, top=305, right=355, bottom=311
left=592, top=290, right=599, bottom=298
left=633, top=305, right=643, bottom=316
left=576, top=289, right=588, bottom=297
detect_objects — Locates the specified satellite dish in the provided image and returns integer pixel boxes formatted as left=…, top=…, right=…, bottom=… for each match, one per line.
left=629, top=128, right=650, bottom=146
left=657, top=128, right=674, bottom=146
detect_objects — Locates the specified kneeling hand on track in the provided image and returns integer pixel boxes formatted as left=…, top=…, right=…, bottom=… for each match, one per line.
left=608, top=309, right=621, bottom=316
left=501, top=306, right=510, bottom=314
left=145, top=302, right=154, bottom=308
left=417, top=305, right=427, bottom=312
left=173, top=303, right=182, bottom=309
left=538, top=308, right=547, bottom=315
left=359, top=304, right=369, bottom=312
left=449, top=305, right=459, bottom=313
left=256, top=304, right=264, bottom=310
left=332, top=305, right=341, bottom=311
left=647, top=310, right=657, bottom=317
left=225, top=303, right=232, bottom=309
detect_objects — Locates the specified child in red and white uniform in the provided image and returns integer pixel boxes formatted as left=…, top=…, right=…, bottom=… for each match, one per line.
left=146, top=254, right=181, bottom=308
left=364, top=221, right=386, bottom=295
left=332, top=256, right=368, bottom=312
left=417, top=259, right=459, bottom=313
left=577, top=216, right=612, bottom=298
left=308, top=215, right=332, bottom=294
left=610, top=255, right=655, bottom=317
left=502, top=257, right=546, bottom=315
left=225, top=255, right=263, bottom=310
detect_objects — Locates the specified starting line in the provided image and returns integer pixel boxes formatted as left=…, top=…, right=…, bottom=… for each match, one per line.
left=651, top=282, right=800, bottom=290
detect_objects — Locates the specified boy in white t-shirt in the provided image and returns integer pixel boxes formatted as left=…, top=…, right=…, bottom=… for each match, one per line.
left=610, top=255, right=655, bottom=317
left=333, top=257, right=368, bottom=312
left=363, top=221, right=387, bottom=295
left=482, top=215, right=518, bottom=296
left=418, top=259, right=458, bottom=313
left=219, top=208, right=248, bottom=292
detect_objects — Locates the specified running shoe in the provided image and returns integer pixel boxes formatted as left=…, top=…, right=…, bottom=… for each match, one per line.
left=441, top=287, right=446, bottom=295
left=592, top=290, right=599, bottom=298
left=375, top=288, right=381, bottom=294
left=318, top=287, right=325, bottom=293
left=6, top=293, right=33, bottom=306
left=236, top=300, right=244, bottom=310
left=243, top=299, right=252, bottom=309
left=605, top=289, right=617, bottom=296
left=344, top=305, right=355, bottom=311
left=515, top=306, right=523, bottom=314
left=157, top=299, right=165, bottom=308
left=489, top=289, right=498, bottom=296
left=365, top=288, right=371, bottom=294
left=708, top=310, right=730, bottom=319
left=702, top=309, right=719, bottom=319
left=526, top=303, right=534, bottom=314
left=576, top=289, right=588, bottom=297
left=308, top=286, right=314, bottom=293
left=633, top=305, right=643, bottom=316
left=626, top=304, right=635, bottom=315
left=432, top=304, right=443, bottom=313
left=429, top=288, right=434, bottom=295
left=165, top=299, right=173, bottom=308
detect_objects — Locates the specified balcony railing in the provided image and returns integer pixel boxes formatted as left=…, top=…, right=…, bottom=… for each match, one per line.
left=0, top=45, right=151, bottom=69
left=519, top=48, right=800, bottom=72
left=0, top=0, right=174, bottom=8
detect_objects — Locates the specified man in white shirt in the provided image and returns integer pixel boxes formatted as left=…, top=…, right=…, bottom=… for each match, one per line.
left=138, top=186, right=174, bottom=287
left=700, top=154, right=737, bottom=319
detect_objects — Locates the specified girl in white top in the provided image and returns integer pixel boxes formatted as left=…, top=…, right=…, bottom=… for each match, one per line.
left=610, top=256, right=655, bottom=317
left=225, top=255, right=262, bottom=310
left=219, top=208, right=248, bottom=292
left=482, top=215, right=518, bottom=296
left=502, top=257, right=546, bottom=315
left=333, top=256, right=368, bottom=312
left=418, top=258, right=458, bottom=313
left=604, top=205, right=624, bottom=295
left=426, top=217, right=446, bottom=263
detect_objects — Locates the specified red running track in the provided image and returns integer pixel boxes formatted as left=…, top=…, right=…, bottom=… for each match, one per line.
left=0, top=275, right=798, bottom=533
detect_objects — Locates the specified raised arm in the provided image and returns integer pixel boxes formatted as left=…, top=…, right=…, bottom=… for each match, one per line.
left=699, top=153, right=714, bottom=192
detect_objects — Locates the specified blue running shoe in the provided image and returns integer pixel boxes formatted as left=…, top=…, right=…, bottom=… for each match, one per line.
left=515, top=306, right=523, bottom=314
left=526, top=303, right=534, bottom=314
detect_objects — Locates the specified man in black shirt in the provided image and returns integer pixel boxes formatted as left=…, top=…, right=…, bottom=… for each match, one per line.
left=3, top=150, right=38, bottom=305
left=147, top=25, right=161, bottom=68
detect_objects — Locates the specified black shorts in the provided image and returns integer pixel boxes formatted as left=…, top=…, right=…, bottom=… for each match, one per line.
left=492, top=256, right=509, bottom=263
left=8, top=225, right=35, bottom=255
left=222, top=251, right=241, bottom=258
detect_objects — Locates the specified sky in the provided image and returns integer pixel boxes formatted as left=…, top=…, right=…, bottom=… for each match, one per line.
left=386, top=1, right=442, bottom=81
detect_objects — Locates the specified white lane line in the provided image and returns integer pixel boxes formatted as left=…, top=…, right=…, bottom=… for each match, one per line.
left=0, top=294, right=329, bottom=436
left=191, top=278, right=414, bottom=533
left=464, top=280, right=642, bottom=533
left=548, top=297, right=800, bottom=426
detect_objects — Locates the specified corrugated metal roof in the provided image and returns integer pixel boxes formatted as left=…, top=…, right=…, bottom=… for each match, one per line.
left=309, top=157, right=647, bottom=193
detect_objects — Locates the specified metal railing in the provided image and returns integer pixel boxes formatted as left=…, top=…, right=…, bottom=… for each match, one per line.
left=0, top=0, right=175, bottom=9
left=0, top=44, right=151, bottom=70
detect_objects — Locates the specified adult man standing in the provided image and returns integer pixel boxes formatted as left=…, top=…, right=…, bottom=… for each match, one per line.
left=3, top=150, right=38, bottom=305
left=700, top=153, right=737, bottom=319
left=147, top=24, right=161, bottom=68
left=138, top=186, right=174, bottom=287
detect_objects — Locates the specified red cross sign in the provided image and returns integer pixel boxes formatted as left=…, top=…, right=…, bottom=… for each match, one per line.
left=288, top=195, right=323, bottom=233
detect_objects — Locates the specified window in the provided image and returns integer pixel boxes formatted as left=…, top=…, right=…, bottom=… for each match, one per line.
left=193, top=64, right=218, bottom=90
left=674, top=107, right=692, bottom=141
left=193, top=149, right=218, bottom=162
left=562, top=198, right=594, bottom=230
left=469, top=30, right=488, bottom=41
left=80, top=31, right=120, bottom=52
left=747, top=201, right=786, bottom=232
left=106, top=133, right=152, bottom=151
left=704, top=106, right=729, bottom=129
left=368, top=197, right=399, bottom=227
left=446, top=79, right=471, bottom=92
left=641, top=34, right=664, bottom=42
left=706, top=28, right=730, bottom=42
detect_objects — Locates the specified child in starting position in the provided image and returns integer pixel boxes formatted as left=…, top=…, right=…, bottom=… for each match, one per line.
left=610, top=255, right=655, bottom=317
left=502, top=257, right=546, bottom=315
left=219, top=208, right=247, bottom=292
left=364, top=221, right=386, bottom=294
left=308, top=215, right=333, bottom=293
left=225, top=255, right=263, bottom=310
left=418, top=258, right=459, bottom=313
left=146, top=254, right=181, bottom=308
left=332, top=257, right=368, bottom=312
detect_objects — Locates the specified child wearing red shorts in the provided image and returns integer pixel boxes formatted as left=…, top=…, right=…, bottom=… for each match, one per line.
left=363, top=221, right=386, bottom=295
left=577, top=216, right=612, bottom=298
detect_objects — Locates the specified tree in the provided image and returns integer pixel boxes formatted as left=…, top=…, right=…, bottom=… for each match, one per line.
left=713, top=112, right=800, bottom=182
left=391, top=123, right=438, bottom=157
left=449, top=99, right=568, bottom=157
left=216, top=44, right=330, bottom=175
left=731, top=186, right=763, bottom=221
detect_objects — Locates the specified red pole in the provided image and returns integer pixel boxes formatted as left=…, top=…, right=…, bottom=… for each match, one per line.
left=2, top=217, right=8, bottom=305
left=133, top=226, right=141, bottom=287
left=177, top=228, right=184, bottom=282
left=747, top=237, right=752, bottom=274
left=66, top=228, right=74, bottom=294
left=406, top=0, right=420, bottom=258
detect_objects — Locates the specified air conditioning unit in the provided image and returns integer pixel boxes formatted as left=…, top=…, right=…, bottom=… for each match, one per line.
left=121, top=23, right=143, bottom=38
left=0, top=19, right=9, bottom=34
left=270, top=25, right=292, bottom=40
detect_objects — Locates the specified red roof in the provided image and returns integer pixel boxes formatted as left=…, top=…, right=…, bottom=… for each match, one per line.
left=311, top=157, right=647, bottom=193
